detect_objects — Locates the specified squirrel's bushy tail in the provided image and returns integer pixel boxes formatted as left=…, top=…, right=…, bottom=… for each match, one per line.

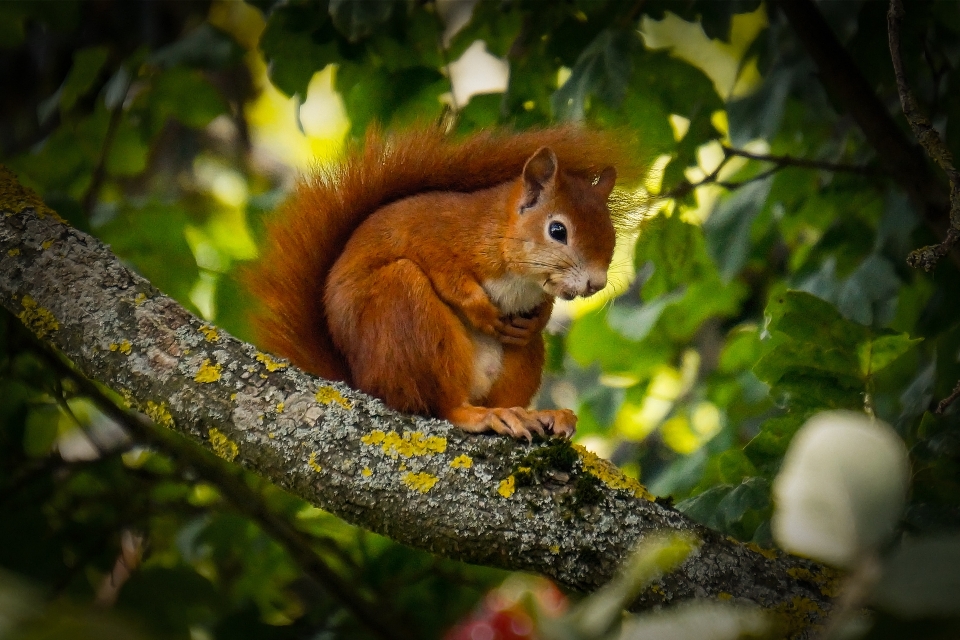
left=246, top=125, right=642, bottom=381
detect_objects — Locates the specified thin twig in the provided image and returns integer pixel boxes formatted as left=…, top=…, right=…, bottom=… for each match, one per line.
left=661, top=145, right=876, bottom=200
left=716, top=165, right=780, bottom=190
left=80, top=102, right=125, bottom=219
left=721, top=146, right=881, bottom=175
left=936, top=379, right=960, bottom=415
left=660, top=156, right=731, bottom=200
left=888, top=0, right=960, bottom=271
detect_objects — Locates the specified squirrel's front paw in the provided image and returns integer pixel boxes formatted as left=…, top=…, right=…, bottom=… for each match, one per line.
left=495, top=314, right=540, bottom=346
left=461, top=299, right=504, bottom=337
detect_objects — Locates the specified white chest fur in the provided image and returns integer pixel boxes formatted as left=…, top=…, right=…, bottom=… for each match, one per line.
left=468, top=274, right=547, bottom=402
left=483, top=273, right=546, bottom=315
left=469, top=331, right=502, bottom=402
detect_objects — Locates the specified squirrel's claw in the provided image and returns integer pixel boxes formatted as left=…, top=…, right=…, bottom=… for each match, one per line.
left=532, top=409, right=577, bottom=439
left=447, top=406, right=547, bottom=441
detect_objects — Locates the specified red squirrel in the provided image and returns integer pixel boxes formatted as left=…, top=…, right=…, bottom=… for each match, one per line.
left=248, top=126, right=635, bottom=440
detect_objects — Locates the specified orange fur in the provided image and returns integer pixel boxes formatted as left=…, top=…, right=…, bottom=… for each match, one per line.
left=246, top=125, right=640, bottom=439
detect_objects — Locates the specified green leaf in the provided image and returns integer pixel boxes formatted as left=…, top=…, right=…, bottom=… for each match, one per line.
left=858, top=333, right=923, bottom=377
left=551, top=28, right=637, bottom=121
left=149, top=67, right=227, bottom=131
left=23, top=405, right=60, bottom=457
left=634, top=214, right=715, bottom=299
left=328, top=0, right=394, bottom=42
left=675, top=484, right=732, bottom=529
left=727, top=64, right=795, bottom=148
left=717, top=326, right=762, bottom=374
left=337, top=64, right=444, bottom=135
left=717, top=450, right=759, bottom=483
left=567, top=306, right=675, bottom=380
left=716, top=476, right=770, bottom=539
left=744, top=413, right=808, bottom=468
left=835, top=254, right=901, bottom=327
left=453, top=93, right=503, bottom=133
left=704, top=177, right=773, bottom=280
left=447, top=0, right=523, bottom=59
left=607, top=289, right=684, bottom=341
left=764, top=290, right=866, bottom=345
left=59, top=46, right=110, bottom=113
left=260, top=2, right=339, bottom=97
left=149, top=23, right=243, bottom=70
left=105, top=119, right=148, bottom=177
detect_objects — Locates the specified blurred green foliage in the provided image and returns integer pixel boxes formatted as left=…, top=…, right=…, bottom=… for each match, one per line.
left=2, top=0, right=959, bottom=638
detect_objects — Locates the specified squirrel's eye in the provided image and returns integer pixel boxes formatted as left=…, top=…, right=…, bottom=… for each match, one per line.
left=548, top=221, right=568, bottom=244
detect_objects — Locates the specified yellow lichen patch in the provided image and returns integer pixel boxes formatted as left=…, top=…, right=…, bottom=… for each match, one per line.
left=307, top=452, right=322, bottom=473
left=268, top=432, right=275, bottom=439
left=110, top=340, right=132, bottom=354
left=573, top=444, right=655, bottom=500
left=18, top=295, right=59, bottom=339
left=787, top=566, right=842, bottom=598
left=145, top=401, right=174, bottom=428
left=118, top=389, right=134, bottom=409
left=774, top=595, right=826, bottom=634
left=208, top=427, right=238, bottom=462
left=361, top=467, right=372, bottom=477
left=255, top=352, right=288, bottom=372
left=498, top=475, right=516, bottom=498
left=360, top=429, right=446, bottom=458
left=7, top=248, right=19, bottom=256
left=450, top=454, right=473, bottom=469
left=718, top=592, right=733, bottom=600
left=315, top=385, right=352, bottom=409
left=650, top=584, right=665, bottom=596
left=362, top=431, right=386, bottom=445
left=194, top=359, right=222, bottom=383
left=0, top=166, right=64, bottom=222
left=276, top=402, right=284, bottom=413
left=230, top=393, right=237, bottom=401
left=134, top=293, right=147, bottom=306
left=41, top=239, right=54, bottom=250
left=199, top=325, right=220, bottom=342
left=549, top=544, right=560, bottom=554
left=402, top=471, right=438, bottom=493
left=747, top=542, right=778, bottom=560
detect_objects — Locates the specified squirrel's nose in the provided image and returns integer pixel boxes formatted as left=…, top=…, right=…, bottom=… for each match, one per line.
left=584, top=277, right=606, bottom=296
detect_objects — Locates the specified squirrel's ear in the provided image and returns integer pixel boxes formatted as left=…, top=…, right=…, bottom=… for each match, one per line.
left=520, top=147, right=557, bottom=211
left=595, top=166, right=616, bottom=199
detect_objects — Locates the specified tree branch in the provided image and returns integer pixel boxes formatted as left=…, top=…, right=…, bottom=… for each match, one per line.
left=0, top=166, right=836, bottom=635
left=29, top=339, right=414, bottom=640
left=887, top=0, right=960, bottom=272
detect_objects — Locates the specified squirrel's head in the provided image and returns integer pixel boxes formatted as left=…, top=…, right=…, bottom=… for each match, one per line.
left=507, top=146, right=617, bottom=301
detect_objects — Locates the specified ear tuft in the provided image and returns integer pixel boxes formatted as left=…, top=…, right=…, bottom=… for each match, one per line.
left=520, top=147, right=558, bottom=211
left=595, top=166, right=616, bottom=199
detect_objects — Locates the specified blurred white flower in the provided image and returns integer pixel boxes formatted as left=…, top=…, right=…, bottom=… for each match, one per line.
left=772, top=411, right=909, bottom=568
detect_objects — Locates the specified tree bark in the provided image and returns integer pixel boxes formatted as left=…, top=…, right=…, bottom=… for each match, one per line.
left=0, top=166, right=834, bottom=634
